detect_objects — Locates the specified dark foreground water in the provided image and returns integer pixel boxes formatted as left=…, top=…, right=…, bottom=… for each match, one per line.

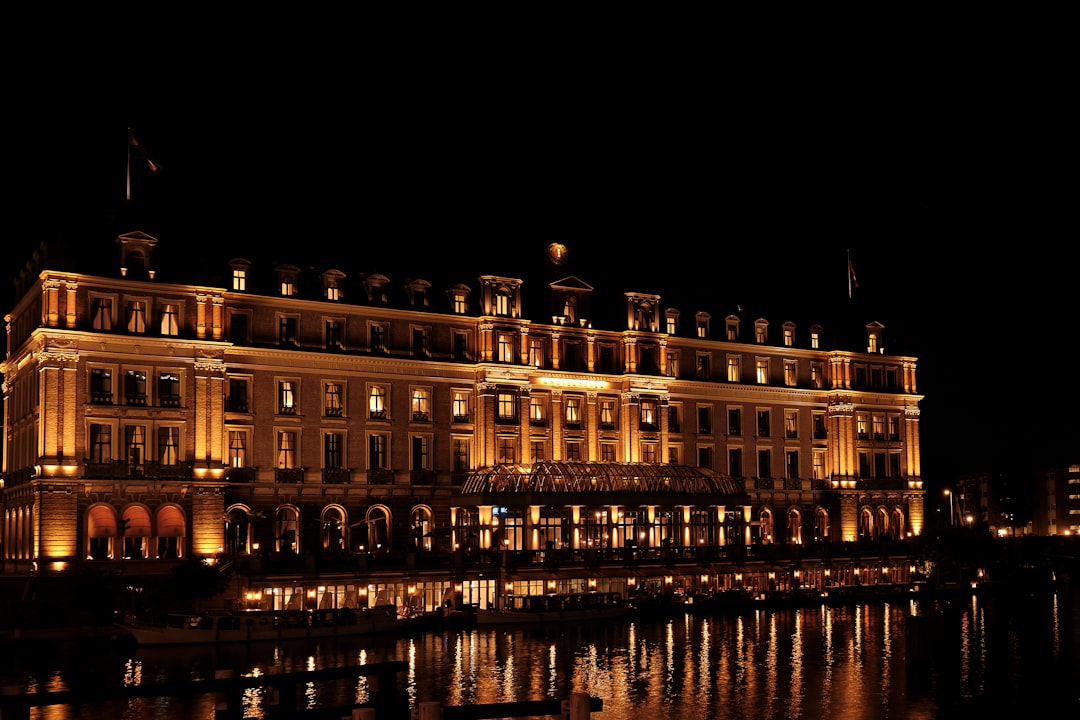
left=3, top=585, right=1078, bottom=719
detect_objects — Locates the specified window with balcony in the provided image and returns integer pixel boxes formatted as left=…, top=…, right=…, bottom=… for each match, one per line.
left=497, top=391, right=517, bottom=422
left=727, top=355, right=741, bottom=382
left=564, top=396, right=582, bottom=427
left=90, top=368, right=113, bottom=404
left=228, top=430, right=249, bottom=468
left=368, top=385, right=388, bottom=420
left=158, top=372, right=180, bottom=407
left=757, top=448, right=771, bottom=477
left=728, top=407, right=741, bottom=436
left=369, top=433, right=388, bottom=470
left=90, top=423, right=112, bottom=463
left=159, top=303, right=179, bottom=336
left=412, top=387, right=431, bottom=421
left=158, top=427, right=180, bottom=465
left=453, top=438, right=470, bottom=471
left=370, top=322, right=388, bottom=354
left=91, top=297, right=113, bottom=330
left=324, top=432, right=343, bottom=468
left=125, top=370, right=147, bottom=406
left=784, top=359, right=797, bottom=387
left=277, top=431, right=298, bottom=469
left=412, top=435, right=431, bottom=470
left=639, top=398, right=658, bottom=430
left=786, top=450, right=799, bottom=478
left=756, top=358, right=769, bottom=384
left=325, top=382, right=344, bottom=417
left=785, top=409, right=798, bottom=439
left=757, top=409, right=770, bottom=437
left=601, top=399, right=616, bottom=429
left=856, top=413, right=869, bottom=439
left=227, top=377, right=250, bottom=413
left=452, top=389, right=470, bottom=422
left=278, top=380, right=298, bottom=414
left=125, top=300, right=147, bottom=333
left=813, top=449, right=825, bottom=480
left=125, top=425, right=147, bottom=469
left=872, top=414, right=885, bottom=440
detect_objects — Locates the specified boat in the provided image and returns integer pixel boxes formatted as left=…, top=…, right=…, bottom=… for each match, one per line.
left=116, top=604, right=428, bottom=646
left=476, top=591, right=631, bottom=626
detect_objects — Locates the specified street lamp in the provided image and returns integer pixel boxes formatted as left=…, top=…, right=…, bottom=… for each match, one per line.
left=944, top=488, right=954, bottom=526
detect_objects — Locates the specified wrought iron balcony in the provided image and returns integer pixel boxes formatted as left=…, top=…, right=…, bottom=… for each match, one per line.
left=274, top=467, right=305, bottom=483
left=322, top=467, right=351, bottom=484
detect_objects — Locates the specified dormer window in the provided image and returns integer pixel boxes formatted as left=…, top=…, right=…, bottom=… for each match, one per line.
left=407, top=279, right=432, bottom=307
left=448, top=284, right=470, bottom=314
left=754, top=319, right=768, bottom=344
left=323, top=270, right=345, bottom=301
left=783, top=322, right=795, bottom=347
left=696, top=312, right=711, bottom=338
left=866, top=322, right=884, bottom=354
left=810, top=325, right=823, bottom=349
left=726, top=315, right=740, bottom=341
left=495, top=291, right=510, bottom=317
left=665, top=308, right=680, bottom=335
left=228, top=258, right=251, bottom=292
left=364, top=274, right=390, bottom=303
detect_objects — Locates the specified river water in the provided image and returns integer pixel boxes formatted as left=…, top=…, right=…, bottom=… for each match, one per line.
left=3, top=584, right=1078, bottom=719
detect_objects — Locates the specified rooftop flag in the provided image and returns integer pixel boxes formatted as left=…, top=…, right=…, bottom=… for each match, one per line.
left=126, top=128, right=159, bottom=201
left=847, top=249, right=859, bottom=301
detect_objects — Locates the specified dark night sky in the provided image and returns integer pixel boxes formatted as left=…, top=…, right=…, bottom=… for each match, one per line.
left=2, top=34, right=1075, bottom=488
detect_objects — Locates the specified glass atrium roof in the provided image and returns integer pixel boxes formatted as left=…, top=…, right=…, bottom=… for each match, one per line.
left=460, top=462, right=746, bottom=497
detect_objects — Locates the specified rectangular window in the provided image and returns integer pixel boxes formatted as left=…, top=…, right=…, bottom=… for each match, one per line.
left=530, top=396, right=545, bottom=424
left=810, top=329, right=820, bottom=349
left=498, top=437, right=515, bottom=463
left=565, top=396, right=582, bottom=426
left=411, top=436, right=431, bottom=470
left=158, top=427, right=180, bottom=465
left=813, top=449, right=825, bottom=480
left=159, top=303, right=179, bottom=336
left=452, top=390, right=470, bottom=422
left=497, top=391, right=517, bottom=421
left=727, top=356, right=741, bottom=382
left=125, top=370, right=147, bottom=406
left=370, top=323, right=388, bottom=353
left=412, top=388, right=431, bottom=421
left=812, top=412, right=826, bottom=439
left=527, top=338, right=544, bottom=368
left=889, top=451, right=902, bottom=477
left=369, top=434, right=388, bottom=470
left=756, top=358, right=769, bottom=384
left=728, top=448, right=742, bottom=477
left=785, top=410, right=798, bottom=439
left=90, top=423, right=112, bottom=463
left=858, top=450, right=870, bottom=477
left=668, top=404, right=680, bottom=433
left=600, top=399, right=616, bottom=429
left=598, top=344, right=617, bottom=373
left=90, top=368, right=113, bottom=404
left=232, top=269, right=246, bottom=291
left=453, top=331, right=469, bottom=361
left=325, top=319, right=343, bottom=349
left=786, top=450, right=799, bottom=478
left=874, top=451, right=887, bottom=477
left=125, top=425, right=146, bottom=468
left=872, top=414, right=885, bottom=440
left=325, top=382, right=343, bottom=417
left=783, top=327, right=794, bottom=347
left=697, top=446, right=712, bottom=469
left=726, top=320, right=738, bottom=341
left=531, top=440, right=546, bottom=463
left=412, top=327, right=429, bottom=357
left=229, top=312, right=249, bottom=344
left=278, top=380, right=297, bottom=414
left=126, top=300, right=147, bottom=333
left=667, top=445, right=679, bottom=464
left=784, top=359, right=797, bottom=386
left=811, top=362, right=824, bottom=389
left=666, top=351, right=679, bottom=378
left=158, top=372, right=180, bottom=407
left=228, top=377, right=250, bottom=413
left=757, top=409, right=770, bottom=437
left=601, top=443, right=616, bottom=462
left=277, top=431, right=298, bottom=469
left=452, top=295, right=467, bottom=314
left=887, top=415, right=900, bottom=441
left=857, top=414, right=869, bottom=439
left=495, top=293, right=510, bottom=316
left=639, top=398, right=658, bottom=429
left=697, top=406, right=711, bottom=434
left=453, top=438, right=470, bottom=471
left=228, top=430, right=248, bottom=468
left=565, top=441, right=582, bottom=461
left=279, top=316, right=297, bottom=345
left=696, top=353, right=711, bottom=380
left=755, top=324, right=767, bottom=343
left=641, top=442, right=657, bottom=463
left=92, top=297, right=113, bottom=330
left=497, top=333, right=514, bottom=363
left=369, top=385, right=388, bottom=419
left=727, top=407, right=741, bottom=436
left=757, top=448, right=771, bottom=477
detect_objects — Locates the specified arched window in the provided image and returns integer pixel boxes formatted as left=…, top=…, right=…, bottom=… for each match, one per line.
left=321, top=506, right=347, bottom=553
left=410, top=506, right=433, bottom=551
left=274, top=506, right=301, bottom=555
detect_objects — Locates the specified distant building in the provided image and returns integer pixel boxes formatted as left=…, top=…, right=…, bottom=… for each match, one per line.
left=1032, top=463, right=1080, bottom=536
left=2, top=232, right=926, bottom=608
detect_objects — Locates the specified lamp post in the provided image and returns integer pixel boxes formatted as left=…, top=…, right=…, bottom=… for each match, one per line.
left=944, top=489, right=954, bottom=526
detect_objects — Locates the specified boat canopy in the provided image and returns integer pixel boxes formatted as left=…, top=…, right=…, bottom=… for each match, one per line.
left=460, top=462, right=745, bottom=496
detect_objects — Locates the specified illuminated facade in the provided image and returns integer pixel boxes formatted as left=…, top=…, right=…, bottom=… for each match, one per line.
left=2, top=232, right=924, bottom=603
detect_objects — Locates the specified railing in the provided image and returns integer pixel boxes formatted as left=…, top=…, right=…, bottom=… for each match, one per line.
left=368, top=468, right=394, bottom=485
left=274, top=467, right=305, bottom=484
left=225, top=467, right=257, bottom=483
left=83, top=461, right=193, bottom=480
left=322, top=467, right=351, bottom=484
left=411, top=469, right=436, bottom=485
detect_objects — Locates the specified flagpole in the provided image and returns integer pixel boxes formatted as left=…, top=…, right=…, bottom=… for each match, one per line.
left=847, top=249, right=852, bottom=301
left=126, top=127, right=132, bottom=203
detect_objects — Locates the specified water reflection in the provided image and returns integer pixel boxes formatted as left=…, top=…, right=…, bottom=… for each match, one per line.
left=3, top=587, right=1077, bottom=719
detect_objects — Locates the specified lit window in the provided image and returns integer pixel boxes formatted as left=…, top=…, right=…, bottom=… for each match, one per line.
left=600, top=399, right=615, bottom=428
left=527, top=338, right=544, bottom=368
left=640, top=398, right=658, bottom=428
left=727, top=356, right=741, bottom=382
left=126, top=300, right=147, bottom=333
left=726, top=318, right=738, bottom=341
left=92, top=297, right=113, bottom=330
left=754, top=321, right=768, bottom=344
left=565, top=441, right=582, bottom=461
left=602, top=443, right=616, bottom=462
left=565, top=396, right=581, bottom=425
left=232, top=269, right=246, bottom=291
left=452, top=390, right=470, bottom=422
left=498, top=437, right=516, bottom=463
left=812, top=449, right=825, bottom=480
left=277, top=431, right=297, bottom=468
left=228, top=430, right=248, bottom=468
left=756, top=359, right=769, bottom=384
left=325, top=382, right=343, bottom=417
left=497, top=391, right=517, bottom=421
left=811, top=362, right=824, bottom=389
left=497, top=333, right=514, bottom=362
left=278, top=380, right=297, bottom=414
left=368, top=385, right=388, bottom=419
left=159, top=303, right=179, bottom=336
left=495, top=292, right=510, bottom=316
left=641, top=443, right=657, bottom=463
left=784, top=360, right=797, bottom=387
left=158, top=427, right=180, bottom=465
left=529, top=396, right=545, bottom=423
left=785, top=410, right=798, bottom=438
left=783, top=325, right=794, bottom=347
left=412, top=388, right=431, bottom=421
left=810, top=327, right=821, bottom=349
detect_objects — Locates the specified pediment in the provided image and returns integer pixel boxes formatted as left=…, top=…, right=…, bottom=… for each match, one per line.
left=550, top=276, right=594, bottom=292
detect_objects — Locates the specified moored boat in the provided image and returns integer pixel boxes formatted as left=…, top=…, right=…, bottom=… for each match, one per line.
left=116, top=604, right=427, bottom=645
left=476, top=591, right=630, bottom=626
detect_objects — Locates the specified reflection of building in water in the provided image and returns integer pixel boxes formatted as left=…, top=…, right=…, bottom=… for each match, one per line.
left=1, top=232, right=924, bottom=610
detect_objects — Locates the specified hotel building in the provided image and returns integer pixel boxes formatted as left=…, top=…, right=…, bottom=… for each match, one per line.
left=1, top=233, right=925, bottom=612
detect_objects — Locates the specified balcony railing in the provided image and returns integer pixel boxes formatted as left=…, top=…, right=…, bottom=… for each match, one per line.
left=322, top=467, right=351, bottom=484
left=84, top=461, right=193, bottom=480
left=410, top=469, right=436, bottom=485
left=368, top=468, right=394, bottom=485
left=226, top=467, right=257, bottom=483
left=274, top=467, right=305, bottom=483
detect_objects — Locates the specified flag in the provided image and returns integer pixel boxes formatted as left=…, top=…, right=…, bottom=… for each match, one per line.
left=128, top=130, right=159, bottom=173
left=847, top=250, right=859, bottom=300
